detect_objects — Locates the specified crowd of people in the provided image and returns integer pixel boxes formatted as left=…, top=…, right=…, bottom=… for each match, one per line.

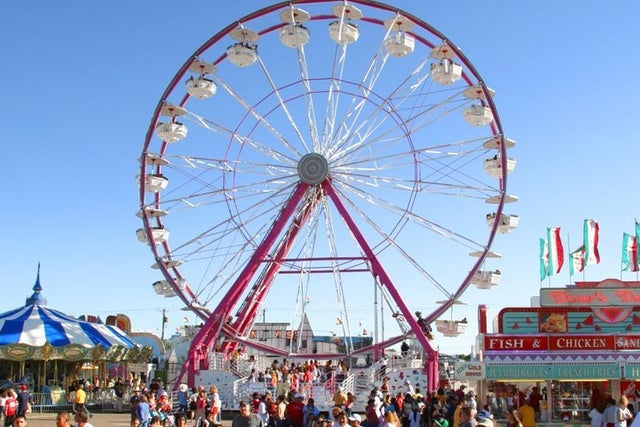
left=1, top=384, right=32, bottom=427
left=127, top=379, right=176, bottom=427
left=5, top=361, right=640, bottom=427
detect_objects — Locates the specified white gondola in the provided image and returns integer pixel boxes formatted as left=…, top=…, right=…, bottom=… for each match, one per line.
left=384, top=31, right=415, bottom=57
left=141, top=153, right=170, bottom=166
left=153, top=280, right=177, bottom=297
left=188, top=59, right=217, bottom=75
left=279, top=24, right=310, bottom=48
left=226, top=43, right=258, bottom=67
left=430, top=42, right=456, bottom=60
left=483, top=136, right=516, bottom=150
left=186, top=76, right=217, bottom=99
left=471, top=270, right=502, bottom=289
left=152, top=278, right=187, bottom=297
left=279, top=6, right=311, bottom=24
left=159, top=103, right=186, bottom=117
left=383, top=15, right=414, bottom=57
left=463, top=85, right=496, bottom=101
left=463, top=104, right=493, bottom=126
left=152, top=258, right=183, bottom=269
left=485, top=194, right=519, bottom=204
left=431, top=59, right=462, bottom=85
left=144, top=174, right=168, bottom=193
left=329, top=21, right=359, bottom=44
left=329, top=3, right=361, bottom=44
left=435, top=320, right=468, bottom=337
left=486, top=213, right=519, bottom=233
left=136, top=207, right=168, bottom=218
left=483, top=157, right=517, bottom=178
left=227, top=27, right=259, bottom=67
left=469, top=250, right=502, bottom=258
left=155, top=122, right=187, bottom=143
left=136, top=227, right=169, bottom=245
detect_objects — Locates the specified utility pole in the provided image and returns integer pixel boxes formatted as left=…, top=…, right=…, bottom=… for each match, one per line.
left=161, top=308, right=167, bottom=342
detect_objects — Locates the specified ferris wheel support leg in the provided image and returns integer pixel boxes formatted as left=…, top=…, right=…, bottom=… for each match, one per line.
left=323, top=180, right=439, bottom=392
left=219, top=182, right=311, bottom=353
left=226, top=184, right=317, bottom=351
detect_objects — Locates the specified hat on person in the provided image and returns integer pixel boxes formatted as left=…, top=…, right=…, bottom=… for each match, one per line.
left=477, top=419, right=493, bottom=427
left=348, top=414, right=362, bottom=423
left=477, top=410, right=492, bottom=420
left=179, top=384, right=188, bottom=392
left=19, top=384, right=27, bottom=390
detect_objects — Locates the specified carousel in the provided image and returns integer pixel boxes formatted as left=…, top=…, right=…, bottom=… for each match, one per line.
left=0, top=267, right=151, bottom=398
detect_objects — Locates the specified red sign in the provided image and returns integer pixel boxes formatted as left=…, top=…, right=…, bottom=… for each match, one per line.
left=540, top=285, right=640, bottom=307
left=548, top=335, right=615, bottom=351
left=615, top=335, right=640, bottom=350
left=484, top=335, right=548, bottom=351
left=484, top=334, right=640, bottom=352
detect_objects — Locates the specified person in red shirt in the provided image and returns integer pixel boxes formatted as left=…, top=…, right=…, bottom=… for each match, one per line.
left=252, top=393, right=262, bottom=414
left=285, top=394, right=305, bottom=427
left=4, top=389, right=18, bottom=427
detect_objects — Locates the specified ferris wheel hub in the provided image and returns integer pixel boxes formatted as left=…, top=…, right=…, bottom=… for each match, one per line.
left=297, top=153, right=329, bottom=185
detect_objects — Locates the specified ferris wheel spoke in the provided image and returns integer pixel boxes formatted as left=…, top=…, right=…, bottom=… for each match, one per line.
left=336, top=88, right=470, bottom=164
left=210, top=74, right=304, bottom=159
left=153, top=167, right=296, bottom=214
left=184, top=110, right=299, bottom=167
left=202, top=185, right=298, bottom=247
left=256, top=55, right=313, bottom=153
left=321, top=197, right=356, bottom=344
left=331, top=138, right=498, bottom=199
left=327, top=45, right=392, bottom=155
left=320, top=43, right=349, bottom=152
left=294, top=46, right=322, bottom=152
left=331, top=54, right=433, bottom=157
left=333, top=174, right=489, bottom=251
left=329, top=13, right=438, bottom=156
left=330, top=184, right=458, bottom=298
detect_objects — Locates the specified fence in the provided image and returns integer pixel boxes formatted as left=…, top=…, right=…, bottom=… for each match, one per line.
left=30, top=390, right=127, bottom=413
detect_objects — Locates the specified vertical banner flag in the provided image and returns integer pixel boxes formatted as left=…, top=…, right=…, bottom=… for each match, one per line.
left=547, top=227, right=564, bottom=275
left=622, top=232, right=639, bottom=272
left=584, top=219, right=601, bottom=265
left=569, top=245, right=585, bottom=275
left=539, top=238, right=549, bottom=281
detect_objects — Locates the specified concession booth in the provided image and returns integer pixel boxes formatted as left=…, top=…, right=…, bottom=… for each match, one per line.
left=477, top=278, right=640, bottom=426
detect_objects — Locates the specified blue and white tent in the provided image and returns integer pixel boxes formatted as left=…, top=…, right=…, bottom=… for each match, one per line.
left=0, top=267, right=149, bottom=362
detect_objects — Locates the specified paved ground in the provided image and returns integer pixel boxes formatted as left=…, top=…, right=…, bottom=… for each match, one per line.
left=21, top=413, right=234, bottom=427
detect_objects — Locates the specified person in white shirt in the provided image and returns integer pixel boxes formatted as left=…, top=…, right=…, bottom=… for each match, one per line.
left=589, top=401, right=605, bottom=427
left=616, top=397, right=633, bottom=427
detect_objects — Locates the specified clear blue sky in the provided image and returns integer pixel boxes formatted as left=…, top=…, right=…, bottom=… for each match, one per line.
left=2, top=1, right=639, bottom=356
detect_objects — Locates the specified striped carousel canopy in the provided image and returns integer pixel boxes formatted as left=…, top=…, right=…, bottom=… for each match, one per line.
left=0, top=303, right=136, bottom=349
left=0, top=266, right=148, bottom=362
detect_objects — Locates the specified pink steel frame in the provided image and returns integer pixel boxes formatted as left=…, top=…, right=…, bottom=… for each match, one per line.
left=175, top=176, right=441, bottom=391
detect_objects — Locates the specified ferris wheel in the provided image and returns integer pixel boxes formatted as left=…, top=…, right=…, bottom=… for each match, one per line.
left=137, top=0, right=517, bottom=386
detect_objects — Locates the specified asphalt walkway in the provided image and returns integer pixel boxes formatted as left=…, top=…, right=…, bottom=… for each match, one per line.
left=21, top=412, right=234, bottom=427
